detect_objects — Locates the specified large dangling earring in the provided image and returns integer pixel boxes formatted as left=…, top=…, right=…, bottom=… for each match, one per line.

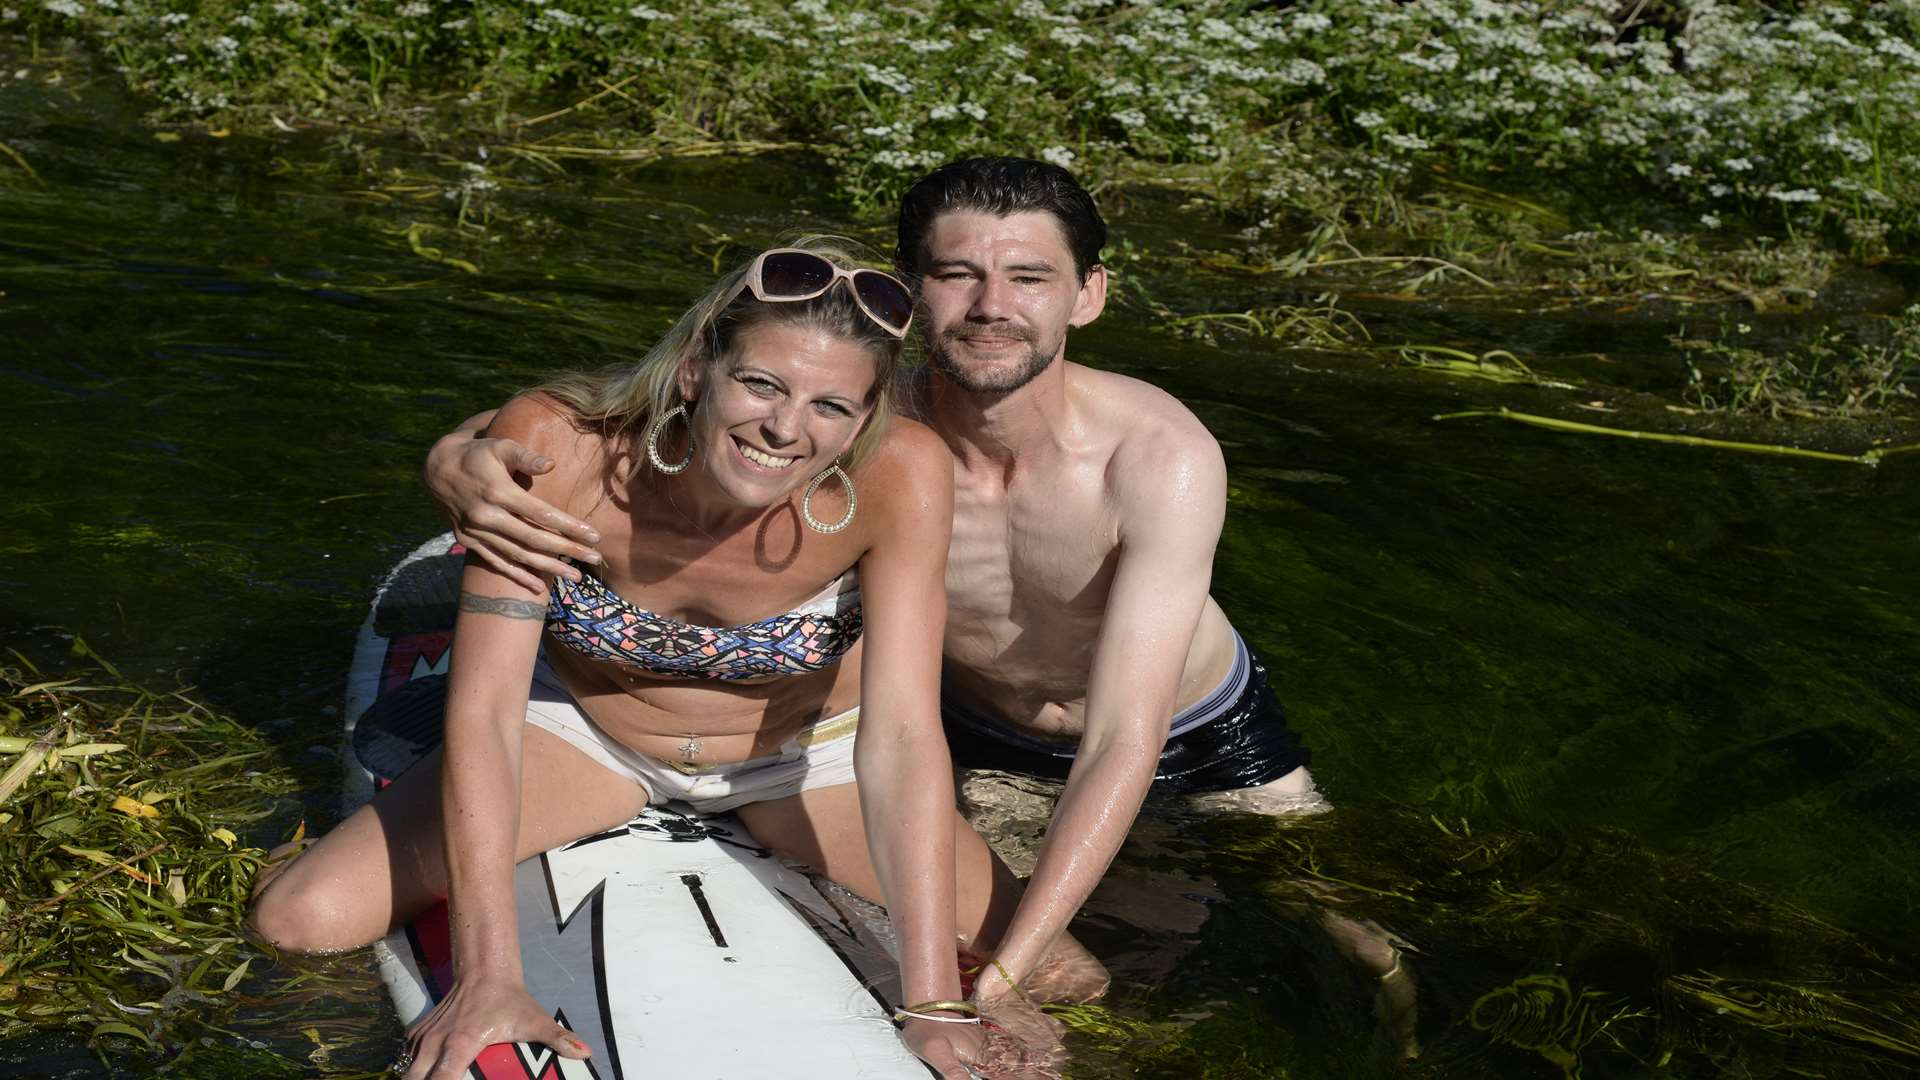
left=645, top=403, right=694, bottom=474
left=801, top=462, right=857, bottom=534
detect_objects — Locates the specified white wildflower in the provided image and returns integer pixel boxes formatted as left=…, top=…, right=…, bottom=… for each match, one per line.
left=1768, top=188, right=1822, bottom=203
left=1040, top=145, right=1076, bottom=168
left=1666, top=163, right=1692, bottom=178
left=1001, top=43, right=1028, bottom=60
left=628, top=4, right=669, bottom=18
left=44, top=0, right=84, bottom=16
left=1700, top=213, right=1721, bottom=228
left=398, top=1, right=429, bottom=17
left=1353, top=110, right=1386, bottom=129
left=1111, top=108, right=1147, bottom=128
left=960, top=102, right=985, bottom=120
left=157, top=11, right=187, bottom=25
left=1384, top=132, right=1430, bottom=151
left=1723, top=157, right=1751, bottom=172
left=211, top=35, right=239, bottom=61
left=929, top=105, right=957, bottom=121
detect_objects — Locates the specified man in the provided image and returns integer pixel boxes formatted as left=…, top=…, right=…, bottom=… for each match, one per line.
left=426, top=158, right=1405, bottom=1038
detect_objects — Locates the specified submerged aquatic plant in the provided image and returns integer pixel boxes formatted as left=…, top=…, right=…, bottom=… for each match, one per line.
left=0, top=645, right=293, bottom=1058
left=1190, top=808, right=1920, bottom=1079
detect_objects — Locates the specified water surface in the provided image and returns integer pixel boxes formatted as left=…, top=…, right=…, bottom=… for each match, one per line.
left=4, top=52, right=1918, bottom=1080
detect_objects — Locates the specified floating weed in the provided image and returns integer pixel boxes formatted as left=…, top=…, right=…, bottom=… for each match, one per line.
left=1160, top=295, right=1370, bottom=349
left=0, top=139, right=44, bottom=185
left=0, top=643, right=297, bottom=1061
left=1435, top=407, right=1920, bottom=466
left=1677, top=307, right=1920, bottom=419
left=1394, top=345, right=1574, bottom=389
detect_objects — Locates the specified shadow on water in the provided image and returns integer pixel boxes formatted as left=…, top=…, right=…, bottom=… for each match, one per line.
left=4, top=47, right=1919, bottom=1080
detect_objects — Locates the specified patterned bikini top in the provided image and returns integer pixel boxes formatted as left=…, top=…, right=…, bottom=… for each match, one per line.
left=545, top=565, right=863, bottom=681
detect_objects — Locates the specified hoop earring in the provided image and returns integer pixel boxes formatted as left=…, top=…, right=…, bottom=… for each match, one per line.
left=801, top=462, right=857, bottom=534
left=645, top=403, right=694, bottom=474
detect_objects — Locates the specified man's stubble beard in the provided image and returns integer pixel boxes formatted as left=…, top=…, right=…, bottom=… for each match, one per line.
left=928, top=324, right=1062, bottom=394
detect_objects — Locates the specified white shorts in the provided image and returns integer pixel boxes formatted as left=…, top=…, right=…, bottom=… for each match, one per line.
left=524, top=655, right=860, bottom=814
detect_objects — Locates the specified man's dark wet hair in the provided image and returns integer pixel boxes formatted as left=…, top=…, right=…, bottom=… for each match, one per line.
left=895, top=157, right=1108, bottom=282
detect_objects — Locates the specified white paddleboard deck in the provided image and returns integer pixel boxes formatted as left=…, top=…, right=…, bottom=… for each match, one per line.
left=345, top=534, right=930, bottom=1079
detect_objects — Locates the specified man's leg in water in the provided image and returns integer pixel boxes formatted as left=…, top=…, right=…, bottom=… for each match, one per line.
left=1187, top=768, right=1421, bottom=1061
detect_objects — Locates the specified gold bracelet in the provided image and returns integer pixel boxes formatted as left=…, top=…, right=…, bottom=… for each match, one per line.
left=894, top=999, right=981, bottom=1025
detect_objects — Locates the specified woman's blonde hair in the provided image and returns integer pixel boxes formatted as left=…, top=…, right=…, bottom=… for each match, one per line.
left=539, top=236, right=909, bottom=473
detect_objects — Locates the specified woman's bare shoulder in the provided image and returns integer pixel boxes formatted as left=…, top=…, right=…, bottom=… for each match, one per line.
left=486, top=392, right=578, bottom=442
left=847, top=419, right=953, bottom=537
left=855, top=417, right=952, bottom=483
left=487, top=393, right=617, bottom=506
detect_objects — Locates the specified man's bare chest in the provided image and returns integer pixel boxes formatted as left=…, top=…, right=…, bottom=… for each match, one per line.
left=944, top=483, right=1117, bottom=629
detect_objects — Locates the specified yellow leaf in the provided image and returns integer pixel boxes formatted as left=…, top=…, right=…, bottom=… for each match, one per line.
left=59, top=844, right=158, bottom=883
left=166, top=873, right=187, bottom=907
left=153, top=132, right=182, bottom=143
left=208, top=128, right=231, bottom=138
left=221, top=958, right=251, bottom=992
left=211, top=827, right=237, bottom=848
left=139, top=789, right=174, bottom=806
left=60, top=844, right=116, bottom=867
left=112, top=795, right=162, bottom=819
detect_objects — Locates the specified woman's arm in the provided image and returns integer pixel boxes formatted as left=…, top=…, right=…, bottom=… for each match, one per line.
left=405, top=399, right=596, bottom=1079
left=846, top=425, right=981, bottom=1076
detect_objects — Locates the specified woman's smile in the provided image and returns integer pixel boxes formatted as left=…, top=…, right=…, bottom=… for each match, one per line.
left=733, top=436, right=800, bottom=472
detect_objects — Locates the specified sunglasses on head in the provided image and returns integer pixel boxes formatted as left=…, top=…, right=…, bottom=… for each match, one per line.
left=731, top=248, right=915, bottom=339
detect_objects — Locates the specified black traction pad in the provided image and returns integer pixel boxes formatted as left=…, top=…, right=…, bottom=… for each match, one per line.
left=352, top=673, right=449, bottom=783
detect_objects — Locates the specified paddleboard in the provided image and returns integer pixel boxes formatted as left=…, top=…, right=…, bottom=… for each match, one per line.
left=343, top=533, right=932, bottom=1079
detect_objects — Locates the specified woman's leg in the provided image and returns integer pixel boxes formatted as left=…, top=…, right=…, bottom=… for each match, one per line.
left=248, top=727, right=649, bottom=955
left=734, top=782, right=1108, bottom=1001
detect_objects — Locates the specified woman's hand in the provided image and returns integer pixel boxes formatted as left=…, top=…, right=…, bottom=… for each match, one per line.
left=902, top=1017, right=989, bottom=1079
left=402, top=975, right=590, bottom=1079
left=422, top=410, right=602, bottom=592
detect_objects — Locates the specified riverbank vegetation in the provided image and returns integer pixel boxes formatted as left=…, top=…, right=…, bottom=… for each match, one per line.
left=7, top=1, right=1918, bottom=285
left=0, top=646, right=315, bottom=1068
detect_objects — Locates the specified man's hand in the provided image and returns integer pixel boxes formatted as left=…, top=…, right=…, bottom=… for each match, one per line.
left=422, top=410, right=602, bottom=592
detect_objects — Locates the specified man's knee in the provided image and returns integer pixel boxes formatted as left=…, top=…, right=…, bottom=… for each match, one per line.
left=1186, top=765, right=1331, bottom=816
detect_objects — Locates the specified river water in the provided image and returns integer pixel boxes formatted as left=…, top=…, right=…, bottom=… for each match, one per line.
left=4, top=52, right=1919, bottom=1080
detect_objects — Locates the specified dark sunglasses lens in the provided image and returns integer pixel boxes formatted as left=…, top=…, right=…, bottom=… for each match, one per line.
left=759, top=251, right=836, bottom=298
left=852, top=271, right=914, bottom=331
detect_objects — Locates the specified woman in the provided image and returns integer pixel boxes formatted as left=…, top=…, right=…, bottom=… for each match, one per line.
left=249, top=240, right=990, bottom=1079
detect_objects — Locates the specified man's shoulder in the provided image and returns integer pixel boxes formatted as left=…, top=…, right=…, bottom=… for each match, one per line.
left=1066, top=363, right=1224, bottom=485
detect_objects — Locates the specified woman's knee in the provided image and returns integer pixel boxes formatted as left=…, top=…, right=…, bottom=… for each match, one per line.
left=248, top=866, right=374, bottom=954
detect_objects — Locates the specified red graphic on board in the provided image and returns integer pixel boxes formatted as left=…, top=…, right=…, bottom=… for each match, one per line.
left=381, top=631, right=453, bottom=696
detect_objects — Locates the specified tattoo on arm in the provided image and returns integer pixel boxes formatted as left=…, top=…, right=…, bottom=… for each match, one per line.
left=459, top=592, right=546, bottom=620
